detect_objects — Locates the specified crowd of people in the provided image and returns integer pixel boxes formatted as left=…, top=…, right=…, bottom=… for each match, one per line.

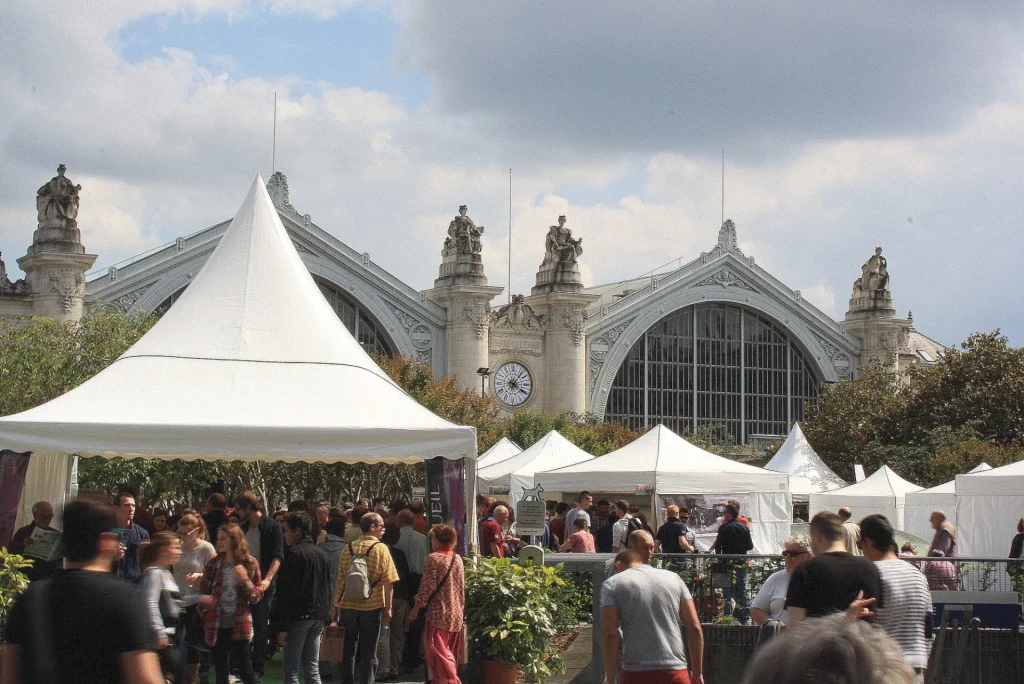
left=3, top=490, right=463, bottom=684
left=5, top=485, right=1023, bottom=684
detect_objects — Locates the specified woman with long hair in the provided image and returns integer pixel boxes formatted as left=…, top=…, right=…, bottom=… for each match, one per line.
left=199, top=522, right=263, bottom=684
left=175, top=513, right=217, bottom=684
left=409, top=524, right=465, bottom=684
left=142, top=531, right=214, bottom=684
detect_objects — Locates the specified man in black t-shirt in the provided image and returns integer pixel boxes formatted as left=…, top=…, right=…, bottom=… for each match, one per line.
left=3, top=496, right=161, bottom=684
left=655, top=505, right=694, bottom=554
left=786, top=511, right=882, bottom=625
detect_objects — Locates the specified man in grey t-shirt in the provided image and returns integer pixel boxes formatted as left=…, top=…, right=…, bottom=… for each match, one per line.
left=601, top=550, right=705, bottom=684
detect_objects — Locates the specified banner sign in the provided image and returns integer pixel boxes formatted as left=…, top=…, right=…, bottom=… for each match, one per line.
left=656, top=493, right=750, bottom=535
left=634, top=484, right=654, bottom=496
left=411, top=486, right=426, bottom=502
left=487, top=485, right=510, bottom=496
left=424, top=457, right=468, bottom=555
left=0, top=451, right=31, bottom=548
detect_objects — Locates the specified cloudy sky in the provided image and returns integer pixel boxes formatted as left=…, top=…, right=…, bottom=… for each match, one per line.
left=2, top=1, right=1022, bottom=345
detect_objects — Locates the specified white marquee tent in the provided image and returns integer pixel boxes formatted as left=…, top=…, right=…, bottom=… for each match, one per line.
left=763, top=422, right=847, bottom=501
left=476, top=437, right=523, bottom=470
left=956, top=461, right=1024, bottom=557
left=0, top=176, right=478, bottom=529
left=810, top=465, right=922, bottom=531
left=904, top=462, right=991, bottom=543
left=535, top=424, right=792, bottom=552
left=477, top=431, right=593, bottom=508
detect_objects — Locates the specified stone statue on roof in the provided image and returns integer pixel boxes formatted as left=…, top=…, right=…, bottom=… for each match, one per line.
left=544, top=215, right=583, bottom=266
left=36, top=164, right=81, bottom=226
left=443, top=205, right=484, bottom=257
left=853, top=247, right=889, bottom=297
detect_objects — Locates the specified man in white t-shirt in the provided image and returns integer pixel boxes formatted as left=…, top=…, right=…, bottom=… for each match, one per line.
left=565, top=491, right=593, bottom=533
left=611, top=500, right=634, bottom=552
left=751, top=534, right=812, bottom=626
left=601, top=550, right=704, bottom=684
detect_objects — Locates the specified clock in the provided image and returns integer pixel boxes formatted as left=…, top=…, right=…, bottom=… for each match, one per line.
left=493, top=362, right=533, bottom=407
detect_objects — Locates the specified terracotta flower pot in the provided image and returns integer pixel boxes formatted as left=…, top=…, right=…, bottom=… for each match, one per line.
left=482, top=659, right=519, bottom=684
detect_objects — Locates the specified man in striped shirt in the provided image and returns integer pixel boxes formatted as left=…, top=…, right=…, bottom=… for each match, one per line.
left=860, top=514, right=933, bottom=679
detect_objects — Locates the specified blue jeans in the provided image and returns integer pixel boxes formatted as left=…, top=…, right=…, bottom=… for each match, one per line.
left=283, top=619, right=324, bottom=684
left=725, top=564, right=750, bottom=624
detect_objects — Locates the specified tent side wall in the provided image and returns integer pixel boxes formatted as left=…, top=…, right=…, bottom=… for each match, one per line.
left=956, top=473, right=1024, bottom=557
left=810, top=493, right=902, bottom=530
left=15, top=452, right=74, bottom=531
left=904, top=491, right=954, bottom=544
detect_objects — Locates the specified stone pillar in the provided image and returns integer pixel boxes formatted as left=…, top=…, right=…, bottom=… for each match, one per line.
left=425, top=206, right=503, bottom=392
left=844, top=247, right=910, bottom=372
left=524, top=292, right=598, bottom=412
left=17, top=166, right=96, bottom=322
left=525, top=214, right=597, bottom=412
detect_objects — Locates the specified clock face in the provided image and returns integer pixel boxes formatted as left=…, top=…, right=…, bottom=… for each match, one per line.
left=493, top=362, right=533, bottom=407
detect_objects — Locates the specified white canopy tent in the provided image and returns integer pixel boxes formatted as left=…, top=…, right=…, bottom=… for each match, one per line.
left=904, top=462, right=991, bottom=543
left=956, top=461, right=1024, bottom=557
left=534, top=424, right=792, bottom=553
left=477, top=431, right=593, bottom=509
left=810, top=465, right=922, bottom=531
left=763, top=422, right=847, bottom=501
left=476, top=437, right=523, bottom=470
left=0, top=176, right=478, bottom=531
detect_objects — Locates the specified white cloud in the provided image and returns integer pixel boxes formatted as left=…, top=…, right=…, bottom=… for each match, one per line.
left=1, top=0, right=1022, bottom=350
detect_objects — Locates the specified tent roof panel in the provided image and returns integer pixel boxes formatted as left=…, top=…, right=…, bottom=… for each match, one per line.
left=763, top=423, right=847, bottom=496
left=0, top=176, right=476, bottom=462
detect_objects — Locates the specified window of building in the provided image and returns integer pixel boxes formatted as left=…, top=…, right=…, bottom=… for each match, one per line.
left=605, top=304, right=820, bottom=444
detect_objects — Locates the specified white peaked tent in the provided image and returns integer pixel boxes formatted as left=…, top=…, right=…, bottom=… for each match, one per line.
left=904, top=462, right=991, bottom=543
left=477, top=437, right=523, bottom=470
left=535, top=425, right=792, bottom=552
left=478, top=431, right=593, bottom=509
left=956, top=461, right=1024, bottom=557
left=810, top=465, right=922, bottom=530
left=0, top=176, right=478, bottom=528
left=763, top=423, right=847, bottom=501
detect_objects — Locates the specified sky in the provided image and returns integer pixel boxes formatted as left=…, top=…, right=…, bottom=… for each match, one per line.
left=1, top=1, right=1022, bottom=346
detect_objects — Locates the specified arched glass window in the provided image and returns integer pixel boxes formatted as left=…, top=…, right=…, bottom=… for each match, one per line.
left=605, top=304, right=820, bottom=443
left=315, top=279, right=393, bottom=356
left=154, top=280, right=393, bottom=357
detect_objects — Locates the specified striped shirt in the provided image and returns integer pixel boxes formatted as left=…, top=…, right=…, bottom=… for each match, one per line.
left=335, top=536, right=399, bottom=611
left=875, top=559, right=933, bottom=669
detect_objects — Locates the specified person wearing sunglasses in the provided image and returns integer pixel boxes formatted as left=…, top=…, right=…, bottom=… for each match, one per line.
left=751, top=535, right=812, bottom=628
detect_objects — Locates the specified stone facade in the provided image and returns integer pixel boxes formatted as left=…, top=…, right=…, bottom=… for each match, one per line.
left=1, top=171, right=945, bottom=440
left=0, top=166, right=96, bottom=322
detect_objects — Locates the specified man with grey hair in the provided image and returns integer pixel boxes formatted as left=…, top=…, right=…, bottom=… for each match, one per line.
left=9, top=501, right=59, bottom=580
left=742, top=613, right=916, bottom=684
left=928, top=509, right=957, bottom=558
left=751, top=535, right=812, bottom=627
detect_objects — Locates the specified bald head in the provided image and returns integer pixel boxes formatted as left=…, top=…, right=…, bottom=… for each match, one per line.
left=627, top=529, right=655, bottom=563
left=666, top=505, right=679, bottom=519
left=838, top=507, right=853, bottom=520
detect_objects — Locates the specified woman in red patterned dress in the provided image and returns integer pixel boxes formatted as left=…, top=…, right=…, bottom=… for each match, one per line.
left=409, top=524, right=465, bottom=684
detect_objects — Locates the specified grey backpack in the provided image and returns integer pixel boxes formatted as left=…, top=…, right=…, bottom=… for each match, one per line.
left=342, top=541, right=381, bottom=601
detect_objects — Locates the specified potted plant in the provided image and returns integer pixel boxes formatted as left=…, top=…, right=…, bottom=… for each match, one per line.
left=464, top=557, right=567, bottom=683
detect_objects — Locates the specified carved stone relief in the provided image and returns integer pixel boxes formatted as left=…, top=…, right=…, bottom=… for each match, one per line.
left=490, top=294, right=545, bottom=331
left=459, top=300, right=489, bottom=340
left=112, top=284, right=153, bottom=313
left=558, top=306, right=585, bottom=346
left=693, top=269, right=755, bottom=291
left=589, top=318, right=635, bottom=390
left=48, top=269, right=86, bottom=313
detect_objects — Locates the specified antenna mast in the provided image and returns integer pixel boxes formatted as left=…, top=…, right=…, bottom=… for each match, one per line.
left=508, top=168, right=512, bottom=304
left=721, top=148, right=725, bottom=226
left=272, top=92, right=278, bottom=173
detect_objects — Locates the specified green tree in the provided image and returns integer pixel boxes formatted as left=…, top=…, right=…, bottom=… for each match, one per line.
left=0, top=311, right=154, bottom=417
left=803, top=331, right=1024, bottom=487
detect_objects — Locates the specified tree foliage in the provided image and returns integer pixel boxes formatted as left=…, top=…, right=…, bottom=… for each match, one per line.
left=0, top=311, right=154, bottom=417
left=804, top=331, right=1024, bottom=487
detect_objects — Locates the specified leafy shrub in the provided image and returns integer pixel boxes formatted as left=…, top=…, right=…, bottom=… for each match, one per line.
left=464, top=557, right=567, bottom=682
left=0, top=549, right=32, bottom=641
